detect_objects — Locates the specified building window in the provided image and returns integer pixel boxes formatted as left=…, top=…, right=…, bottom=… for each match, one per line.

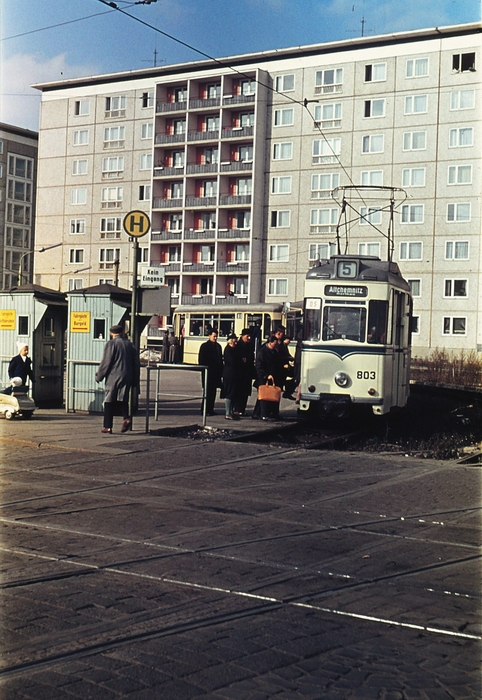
left=235, top=211, right=251, bottom=229
left=74, top=99, right=90, bottom=116
left=358, top=242, right=380, bottom=257
left=450, top=89, right=475, bottom=110
left=274, top=108, right=294, bottom=126
left=140, top=153, right=152, bottom=170
left=271, top=176, right=291, bottom=194
left=401, top=204, right=424, bottom=223
left=402, top=167, right=425, bottom=187
left=73, top=129, right=89, bottom=146
left=268, top=278, right=288, bottom=296
left=273, top=142, right=293, bottom=160
left=399, top=241, right=422, bottom=260
left=315, top=68, right=343, bottom=94
left=449, top=127, right=473, bottom=148
left=360, top=207, right=382, bottom=225
left=233, top=278, right=248, bottom=296
left=99, top=248, right=120, bottom=268
left=404, top=95, right=428, bottom=114
left=447, top=203, right=471, bottom=222
left=240, top=79, right=256, bottom=95
left=72, top=159, right=88, bottom=175
left=365, top=63, right=386, bottom=82
left=314, top=102, right=342, bottom=128
left=270, top=210, right=290, bottom=228
left=101, top=186, right=123, bottom=207
left=141, top=123, right=153, bottom=139
left=69, top=248, right=84, bottom=264
left=269, top=244, right=289, bottom=262
left=173, top=119, right=186, bottom=134
left=361, top=170, right=383, bottom=186
left=168, top=246, right=181, bottom=262
left=142, top=91, right=154, bottom=108
left=68, top=278, right=84, bottom=291
left=406, top=57, right=429, bottom=78
left=452, top=52, right=475, bottom=73
left=100, top=217, right=122, bottom=238
left=7, top=180, right=32, bottom=202
left=408, top=279, right=421, bottom=297
left=8, top=156, right=33, bottom=180
left=444, top=279, right=467, bottom=298
left=139, top=185, right=151, bottom=201
left=236, top=178, right=251, bottom=195
left=310, top=208, right=338, bottom=233
left=234, top=244, right=249, bottom=262
left=105, top=95, right=126, bottom=115
left=443, top=317, right=466, bottom=335
left=311, top=172, right=339, bottom=198
left=313, top=137, right=341, bottom=163
left=362, top=134, right=383, bottom=153
left=70, top=218, right=86, bottom=234
left=275, top=74, right=295, bottom=92
left=308, top=242, right=336, bottom=261
left=169, top=213, right=183, bottom=231
left=364, top=99, right=385, bottom=118
left=445, top=241, right=468, bottom=260
left=403, top=131, right=426, bottom=151
left=411, top=316, right=420, bottom=334
left=200, top=212, right=216, bottom=229
left=448, top=165, right=472, bottom=185
left=104, top=126, right=125, bottom=148
left=71, top=188, right=87, bottom=205
left=102, top=155, right=124, bottom=178
left=199, top=245, right=215, bottom=262
left=18, top=316, right=29, bottom=335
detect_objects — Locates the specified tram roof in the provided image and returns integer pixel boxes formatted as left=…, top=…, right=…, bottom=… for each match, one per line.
left=306, top=256, right=410, bottom=290
left=173, top=303, right=285, bottom=313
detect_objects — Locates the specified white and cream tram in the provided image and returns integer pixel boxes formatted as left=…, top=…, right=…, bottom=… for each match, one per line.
left=299, top=255, right=412, bottom=417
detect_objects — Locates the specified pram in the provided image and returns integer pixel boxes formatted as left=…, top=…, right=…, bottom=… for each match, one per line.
left=0, top=378, right=37, bottom=420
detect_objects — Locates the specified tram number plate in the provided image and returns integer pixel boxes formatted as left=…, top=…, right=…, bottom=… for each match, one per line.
left=357, top=371, right=376, bottom=379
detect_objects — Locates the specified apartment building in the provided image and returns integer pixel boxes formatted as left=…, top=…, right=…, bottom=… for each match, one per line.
left=33, top=22, right=481, bottom=355
left=0, top=123, right=38, bottom=289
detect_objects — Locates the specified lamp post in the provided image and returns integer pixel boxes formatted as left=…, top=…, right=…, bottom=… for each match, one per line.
left=58, top=266, right=92, bottom=292
left=17, top=242, right=63, bottom=286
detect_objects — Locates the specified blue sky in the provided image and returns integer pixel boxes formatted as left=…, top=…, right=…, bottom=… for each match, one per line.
left=1, top=0, right=480, bottom=131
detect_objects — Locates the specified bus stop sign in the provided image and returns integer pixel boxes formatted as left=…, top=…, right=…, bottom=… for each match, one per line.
left=123, top=210, right=151, bottom=238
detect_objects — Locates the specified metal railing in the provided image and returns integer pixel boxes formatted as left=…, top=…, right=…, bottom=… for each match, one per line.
left=66, top=359, right=104, bottom=413
left=145, top=364, right=208, bottom=432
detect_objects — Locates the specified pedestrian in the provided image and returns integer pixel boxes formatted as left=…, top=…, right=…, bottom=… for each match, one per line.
left=222, top=334, right=242, bottom=420
left=8, top=342, right=34, bottom=387
left=95, top=324, right=140, bottom=434
left=198, top=329, right=223, bottom=416
left=254, top=334, right=284, bottom=421
left=235, top=328, right=256, bottom=416
left=168, top=332, right=180, bottom=363
left=274, top=325, right=294, bottom=398
left=161, top=331, right=169, bottom=363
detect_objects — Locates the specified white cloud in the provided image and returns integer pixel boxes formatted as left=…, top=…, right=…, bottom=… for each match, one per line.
left=0, top=53, right=99, bottom=132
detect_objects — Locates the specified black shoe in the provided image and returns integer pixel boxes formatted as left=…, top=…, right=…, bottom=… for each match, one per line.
left=207, top=411, right=217, bottom=416
left=282, top=393, right=296, bottom=400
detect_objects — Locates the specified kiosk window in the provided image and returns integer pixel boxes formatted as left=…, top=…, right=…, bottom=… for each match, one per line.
left=18, top=316, right=28, bottom=335
left=94, top=319, right=106, bottom=340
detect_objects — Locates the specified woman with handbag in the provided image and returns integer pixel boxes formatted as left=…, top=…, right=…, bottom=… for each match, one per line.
left=254, top=335, right=283, bottom=421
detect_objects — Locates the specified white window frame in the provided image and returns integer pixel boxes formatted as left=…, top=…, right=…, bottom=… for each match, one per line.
left=361, top=170, right=383, bottom=186
left=140, top=153, right=152, bottom=170
left=271, top=176, right=292, bottom=194
left=314, top=102, right=342, bottom=128
left=269, top=244, right=289, bottom=263
left=362, top=134, right=384, bottom=154
left=402, top=167, right=425, bottom=188
left=408, top=279, right=421, bottom=297
left=105, top=95, right=126, bottom=114
left=358, top=242, right=381, bottom=257
left=69, top=248, right=84, bottom=264
left=311, top=172, right=339, bottom=198
left=449, top=127, right=473, bottom=148
left=142, top=91, right=154, bottom=108
left=443, top=317, right=466, bottom=336
left=314, top=68, right=343, bottom=94
left=72, top=159, right=88, bottom=176
left=447, top=203, right=471, bottom=223
left=270, top=210, right=291, bottom=228
left=141, top=123, right=153, bottom=139
left=275, top=74, right=295, bottom=92
left=102, top=156, right=124, bottom=178
left=364, top=98, right=385, bottom=118
left=313, top=138, right=341, bottom=163
left=73, top=129, right=88, bottom=146
left=310, top=207, right=338, bottom=233
left=444, top=279, right=468, bottom=298
left=274, top=108, right=294, bottom=127
left=404, top=95, right=428, bottom=115
left=267, top=278, right=288, bottom=296
left=445, top=241, right=469, bottom=260
left=403, top=131, right=426, bottom=151
left=74, top=99, right=90, bottom=116
left=273, top=142, right=292, bottom=160
left=68, top=278, right=84, bottom=291
left=100, top=217, right=122, bottom=238
left=399, top=241, right=422, bottom=260
left=406, top=57, right=429, bottom=78
left=104, top=126, right=125, bottom=147
left=448, top=165, right=472, bottom=185
left=364, top=63, right=386, bottom=82
left=71, top=188, right=87, bottom=205
left=450, top=89, right=475, bottom=111
left=99, top=247, right=121, bottom=267
left=401, top=204, right=424, bottom=224
left=308, top=242, right=336, bottom=261
left=234, top=244, right=249, bottom=262
left=139, top=185, right=151, bottom=201
left=360, top=207, right=382, bottom=225
left=452, top=52, right=476, bottom=73
left=70, top=218, right=85, bottom=234
left=101, top=186, right=123, bottom=207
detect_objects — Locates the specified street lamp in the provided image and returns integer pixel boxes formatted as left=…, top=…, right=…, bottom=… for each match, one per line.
left=17, top=242, right=63, bottom=286
left=58, top=267, right=92, bottom=292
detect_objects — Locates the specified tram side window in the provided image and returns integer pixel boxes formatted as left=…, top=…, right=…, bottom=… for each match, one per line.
left=322, top=305, right=367, bottom=342
left=367, top=300, right=388, bottom=343
left=189, top=315, right=204, bottom=335
left=218, top=314, right=235, bottom=337
left=303, top=299, right=322, bottom=340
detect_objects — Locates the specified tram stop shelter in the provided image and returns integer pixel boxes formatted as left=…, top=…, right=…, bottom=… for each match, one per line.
left=66, top=284, right=131, bottom=413
left=0, top=285, right=67, bottom=407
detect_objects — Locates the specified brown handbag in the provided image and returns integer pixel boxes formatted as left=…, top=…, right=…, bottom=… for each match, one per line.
left=258, top=376, right=282, bottom=402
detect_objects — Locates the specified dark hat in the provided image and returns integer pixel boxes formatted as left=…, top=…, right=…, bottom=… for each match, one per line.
left=110, top=324, right=124, bottom=334
left=240, top=328, right=251, bottom=336
left=227, top=333, right=237, bottom=340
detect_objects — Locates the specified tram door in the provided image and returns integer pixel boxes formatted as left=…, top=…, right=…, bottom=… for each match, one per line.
left=391, top=291, right=409, bottom=407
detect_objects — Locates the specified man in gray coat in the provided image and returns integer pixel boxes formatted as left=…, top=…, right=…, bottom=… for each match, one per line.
left=95, top=324, right=140, bottom=434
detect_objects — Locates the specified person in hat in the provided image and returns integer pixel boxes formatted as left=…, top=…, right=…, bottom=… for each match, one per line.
left=8, top=342, right=34, bottom=387
left=235, top=328, right=256, bottom=416
left=222, top=333, right=242, bottom=420
left=95, top=325, right=140, bottom=434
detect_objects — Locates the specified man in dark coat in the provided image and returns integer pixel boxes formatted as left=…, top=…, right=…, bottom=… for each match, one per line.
left=254, top=334, right=283, bottom=421
left=235, top=328, right=256, bottom=415
left=95, top=324, right=140, bottom=434
left=9, top=342, right=34, bottom=387
left=198, top=330, right=223, bottom=416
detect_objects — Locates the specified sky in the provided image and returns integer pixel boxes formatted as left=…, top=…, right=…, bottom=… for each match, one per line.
left=1, top=0, right=480, bottom=131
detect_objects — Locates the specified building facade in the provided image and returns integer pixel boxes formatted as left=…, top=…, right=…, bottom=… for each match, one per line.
left=33, top=22, right=481, bottom=355
left=0, top=123, right=38, bottom=289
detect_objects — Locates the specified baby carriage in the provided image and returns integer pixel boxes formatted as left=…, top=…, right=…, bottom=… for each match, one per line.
left=0, top=377, right=37, bottom=420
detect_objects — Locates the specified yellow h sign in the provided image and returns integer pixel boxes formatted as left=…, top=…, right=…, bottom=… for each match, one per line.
left=123, top=210, right=151, bottom=238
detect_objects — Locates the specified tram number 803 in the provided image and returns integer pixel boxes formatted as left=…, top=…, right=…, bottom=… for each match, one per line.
left=357, top=371, right=376, bottom=379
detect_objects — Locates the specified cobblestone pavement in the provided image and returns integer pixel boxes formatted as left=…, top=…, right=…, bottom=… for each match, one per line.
left=0, top=402, right=480, bottom=699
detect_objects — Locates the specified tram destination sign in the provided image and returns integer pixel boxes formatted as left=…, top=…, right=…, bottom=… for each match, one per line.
left=325, top=284, right=368, bottom=298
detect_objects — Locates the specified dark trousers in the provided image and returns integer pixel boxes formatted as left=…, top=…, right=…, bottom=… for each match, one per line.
left=104, top=400, right=129, bottom=429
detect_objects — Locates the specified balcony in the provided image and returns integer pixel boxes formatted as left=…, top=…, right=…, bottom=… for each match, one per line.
left=181, top=294, right=214, bottom=305
left=155, top=133, right=186, bottom=144
left=185, top=196, right=217, bottom=207
left=154, top=166, right=185, bottom=177
left=219, top=194, right=252, bottom=206
left=157, top=262, right=181, bottom=272
left=182, top=262, right=215, bottom=273
left=156, top=100, right=187, bottom=113
left=186, top=163, right=218, bottom=175
left=220, top=161, right=253, bottom=173
left=187, top=130, right=219, bottom=142
left=152, top=198, right=183, bottom=209
left=217, top=228, right=251, bottom=239
left=217, top=262, right=249, bottom=273
left=184, top=229, right=216, bottom=240
left=222, top=126, right=254, bottom=139
left=222, top=94, right=256, bottom=106
left=189, top=97, right=220, bottom=109
left=151, top=230, right=182, bottom=241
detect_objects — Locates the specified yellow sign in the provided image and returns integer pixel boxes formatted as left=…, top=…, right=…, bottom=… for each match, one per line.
left=70, top=311, right=90, bottom=333
left=123, top=210, right=151, bottom=238
left=0, top=309, right=16, bottom=331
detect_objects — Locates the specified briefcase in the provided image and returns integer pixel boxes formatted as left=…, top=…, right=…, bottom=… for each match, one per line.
left=258, top=377, right=281, bottom=402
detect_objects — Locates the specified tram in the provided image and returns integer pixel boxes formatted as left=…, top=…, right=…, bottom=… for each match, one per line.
left=173, top=302, right=300, bottom=364
left=299, top=255, right=412, bottom=417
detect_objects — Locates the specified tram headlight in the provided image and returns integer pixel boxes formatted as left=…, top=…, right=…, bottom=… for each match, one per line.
left=334, top=372, right=350, bottom=388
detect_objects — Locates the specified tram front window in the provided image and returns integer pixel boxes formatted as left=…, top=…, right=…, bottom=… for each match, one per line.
left=367, top=300, right=388, bottom=344
left=322, top=306, right=367, bottom=342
